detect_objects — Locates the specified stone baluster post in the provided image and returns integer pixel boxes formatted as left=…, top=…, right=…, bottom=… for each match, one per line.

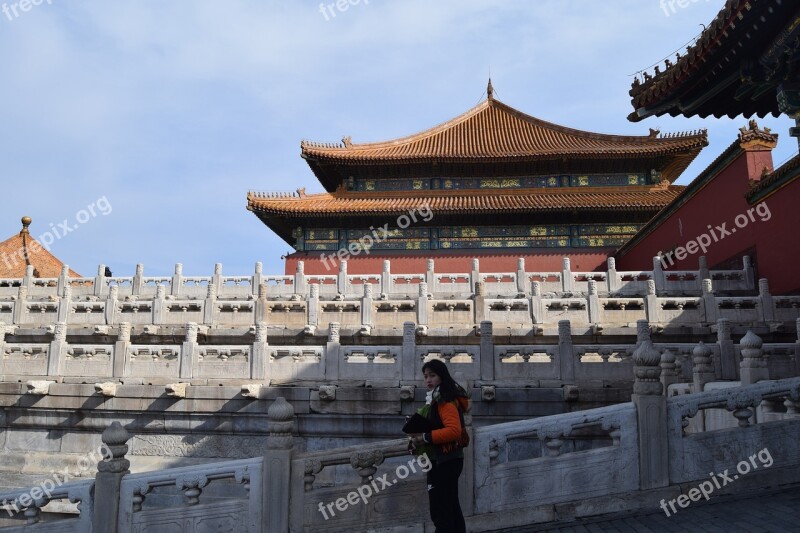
left=381, top=260, right=391, bottom=297
left=530, top=281, right=544, bottom=324
left=105, top=285, right=119, bottom=325
left=57, top=264, right=69, bottom=299
left=132, top=264, right=144, bottom=296
left=758, top=279, right=774, bottom=322
left=417, top=282, right=429, bottom=327
left=480, top=320, right=494, bottom=381
left=698, top=256, right=710, bottom=284
left=644, top=280, right=660, bottom=323
left=153, top=284, right=166, bottom=325
left=252, top=262, right=264, bottom=295
left=635, top=319, right=650, bottom=349
left=652, top=256, right=666, bottom=294
left=361, top=283, right=373, bottom=328
left=337, top=260, right=348, bottom=297
left=795, top=318, right=800, bottom=378
left=561, top=258, right=573, bottom=293
left=740, top=330, right=768, bottom=385
left=211, top=263, right=223, bottom=298
left=742, top=256, right=755, bottom=290
left=425, top=259, right=435, bottom=294
left=402, top=321, right=417, bottom=381
left=203, top=283, right=216, bottom=325
left=325, top=323, right=341, bottom=381
left=307, top=284, right=319, bottom=328
left=170, top=263, right=184, bottom=297
left=660, top=349, right=678, bottom=393
left=93, top=264, right=108, bottom=297
left=113, top=323, right=131, bottom=378
left=631, top=325, right=667, bottom=490
left=474, top=282, right=486, bottom=323
left=47, top=322, right=67, bottom=376
left=702, top=279, right=718, bottom=323
left=516, top=258, right=529, bottom=295
left=606, top=257, right=619, bottom=293
left=470, top=258, right=480, bottom=295
left=22, top=265, right=34, bottom=289
left=13, top=285, right=27, bottom=324
left=0, top=323, right=9, bottom=365
left=716, top=318, right=736, bottom=380
left=255, top=283, right=268, bottom=323
left=587, top=280, right=600, bottom=324
left=179, top=323, right=198, bottom=379
left=264, top=398, right=295, bottom=533
left=92, top=421, right=131, bottom=533
left=57, top=284, right=71, bottom=323
left=251, top=322, right=268, bottom=381
left=293, top=261, right=307, bottom=298
left=558, top=320, right=575, bottom=383
left=691, top=342, right=715, bottom=394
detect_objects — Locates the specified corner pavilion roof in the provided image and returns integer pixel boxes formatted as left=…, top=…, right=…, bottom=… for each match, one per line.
left=0, top=217, right=81, bottom=279
left=300, top=86, right=708, bottom=189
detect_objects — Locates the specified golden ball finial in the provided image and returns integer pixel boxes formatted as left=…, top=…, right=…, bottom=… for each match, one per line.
left=20, top=216, right=32, bottom=233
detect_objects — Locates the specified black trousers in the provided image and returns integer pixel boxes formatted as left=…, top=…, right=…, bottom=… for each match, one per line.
left=427, top=457, right=466, bottom=533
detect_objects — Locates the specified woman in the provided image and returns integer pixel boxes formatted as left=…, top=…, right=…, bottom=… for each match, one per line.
left=410, top=358, right=469, bottom=533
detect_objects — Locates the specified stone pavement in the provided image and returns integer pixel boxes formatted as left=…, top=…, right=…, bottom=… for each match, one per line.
left=506, top=484, right=800, bottom=532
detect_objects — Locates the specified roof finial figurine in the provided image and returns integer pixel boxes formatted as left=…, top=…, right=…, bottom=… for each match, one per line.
left=20, top=216, right=31, bottom=235
left=487, top=78, right=494, bottom=101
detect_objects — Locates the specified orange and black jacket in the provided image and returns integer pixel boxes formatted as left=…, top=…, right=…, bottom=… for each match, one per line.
left=424, top=395, right=470, bottom=462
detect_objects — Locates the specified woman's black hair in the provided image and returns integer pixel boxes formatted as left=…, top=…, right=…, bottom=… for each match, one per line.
left=422, top=358, right=467, bottom=402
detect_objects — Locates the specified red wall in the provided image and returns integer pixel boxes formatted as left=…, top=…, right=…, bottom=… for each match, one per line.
left=285, top=249, right=613, bottom=275
left=618, top=146, right=800, bottom=294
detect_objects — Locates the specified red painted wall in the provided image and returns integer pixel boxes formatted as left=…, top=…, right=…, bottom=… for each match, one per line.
left=618, top=145, right=800, bottom=294
left=285, top=249, right=613, bottom=275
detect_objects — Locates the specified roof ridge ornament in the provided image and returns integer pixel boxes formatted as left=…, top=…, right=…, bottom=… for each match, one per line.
left=487, top=78, right=494, bottom=102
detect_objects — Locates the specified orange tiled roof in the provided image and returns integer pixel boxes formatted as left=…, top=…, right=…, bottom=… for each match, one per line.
left=248, top=186, right=685, bottom=218
left=301, top=96, right=707, bottom=163
left=0, top=218, right=81, bottom=279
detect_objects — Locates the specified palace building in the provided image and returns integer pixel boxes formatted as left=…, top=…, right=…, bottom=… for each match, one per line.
left=248, top=82, right=707, bottom=275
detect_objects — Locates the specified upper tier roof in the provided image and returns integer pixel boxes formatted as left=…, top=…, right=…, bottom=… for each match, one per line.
left=300, top=90, right=707, bottom=190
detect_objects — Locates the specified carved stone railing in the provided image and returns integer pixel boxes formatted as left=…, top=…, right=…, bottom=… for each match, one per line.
left=473, top=403, right=636, bottom=514
left=1, top=319, right=798, bottom=386
left=667, top=377, right=800, bottom=484
left=117, top=457, right=263, bottom=531
left=0, top=479, right=94, bottom=532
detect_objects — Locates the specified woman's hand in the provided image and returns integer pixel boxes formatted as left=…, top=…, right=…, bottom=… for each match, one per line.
left=410, top=433, right=427, bottom=446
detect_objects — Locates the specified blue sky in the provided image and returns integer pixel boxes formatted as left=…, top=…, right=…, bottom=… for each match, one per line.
left=1, top=0, right=795, bottom=277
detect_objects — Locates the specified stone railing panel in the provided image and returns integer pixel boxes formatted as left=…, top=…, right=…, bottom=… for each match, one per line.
left=195, top=345, right=251, bottom=379
left=667, top=377, right=800, bottom=484
left=494, top=345, right=558, bottom=381
left=268, top=346, right=325, bottom=384
left=117, top=457, right=262, bottom=532
left=0, top=479, right=94, bottom=532
left=126, top=345, right=181, bottom=379
left=1, top=343, right=50, bottom=376
left=473, top=403, right=637, bottom=514
left=339, top=346, right=401, bottom=381
left=63, top=344, right=113, bottom=377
